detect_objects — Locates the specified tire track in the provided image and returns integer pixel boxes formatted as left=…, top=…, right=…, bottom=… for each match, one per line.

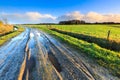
left=0, top=29, right=30, bottom=80
left=28, top=30, right=95, bottom=80
left=38, top=30, right=96, bottom=80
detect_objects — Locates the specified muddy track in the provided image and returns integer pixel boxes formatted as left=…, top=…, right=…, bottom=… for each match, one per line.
left=38, top=31, right=95, bottom=80
left=0, top=29, right=30, bottom=80
left=19, top=29, right=95, bottom=80
left=0, top=28, right=119, bottom=80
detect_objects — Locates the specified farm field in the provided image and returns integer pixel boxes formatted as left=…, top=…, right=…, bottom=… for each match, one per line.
left=50, top=25, right=120, bottom=41
left=49, top=25, right=120, bottom=52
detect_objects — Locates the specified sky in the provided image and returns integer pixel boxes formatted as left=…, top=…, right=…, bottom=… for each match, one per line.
left=0, top=0, right=120, bottom=24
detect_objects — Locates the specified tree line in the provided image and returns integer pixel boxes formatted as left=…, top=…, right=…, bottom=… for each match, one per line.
left=59, top=20, right=120, bottom=25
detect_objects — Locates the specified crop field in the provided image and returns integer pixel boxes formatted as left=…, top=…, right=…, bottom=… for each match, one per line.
left=30, top=25, right=120, bottom=77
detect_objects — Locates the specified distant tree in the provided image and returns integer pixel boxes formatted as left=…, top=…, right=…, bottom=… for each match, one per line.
left=59, top=20, right=86, bottom=25
left=103, top=22, right=115, bottom=24
left=80, top=20, right=86, bottom=24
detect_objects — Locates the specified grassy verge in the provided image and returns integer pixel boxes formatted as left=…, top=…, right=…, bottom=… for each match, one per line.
left=32, top=26, right=120, bottom=77
left=0, top=24, right=13, bottom=35
left=0, top=27, right=24, bottom=46
left=50, top=28, right=120, bottom=52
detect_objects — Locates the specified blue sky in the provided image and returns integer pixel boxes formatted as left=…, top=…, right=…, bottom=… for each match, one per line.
left=0, top=0, right=120, bottom=23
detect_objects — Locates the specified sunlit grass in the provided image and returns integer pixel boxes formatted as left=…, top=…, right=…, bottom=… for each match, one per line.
left=0, top=27, right=24, bottom=46
left=0, top=24, right=13, bottom=35
left=49, top=28, right=120, bottom=52
left=51, top=25, right=120, bottom=42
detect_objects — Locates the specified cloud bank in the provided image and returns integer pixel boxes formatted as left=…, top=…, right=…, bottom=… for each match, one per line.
left=0, top=11, right=120, bottom=24
left=0, top=12, right=56, bottom=24
left=57, top=11, right=84, bottom=21
left=58, top=11, right=120, bottom=23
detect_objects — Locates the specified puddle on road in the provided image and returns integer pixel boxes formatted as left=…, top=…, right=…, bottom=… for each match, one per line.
left=36, top=32, right=41, bottom=37
left=48, top=50, right=62, bottom=73
left=35, top=31, right=62, bottom=73
left=12, top=31, right=26, bottom=41
left=30, top=33, right=34, bottom=38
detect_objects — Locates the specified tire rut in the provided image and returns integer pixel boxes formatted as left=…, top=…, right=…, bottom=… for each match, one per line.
left=38, top=31, right=95, bottom=80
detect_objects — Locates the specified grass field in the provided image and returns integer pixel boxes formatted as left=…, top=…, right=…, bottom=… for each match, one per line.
left=29, top=25, right=120, bottom=77
left=49, top=25, right=120, bottom=52
left=51, top=25, right=120, bottom=41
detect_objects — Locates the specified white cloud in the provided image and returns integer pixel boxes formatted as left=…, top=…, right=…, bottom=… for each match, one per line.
left=103, top=14, right=120, bottom=22
left=83, top=12, right=104, bottom=22
left=84, top=12, right=120, bottom=22
left=25, top=12, right=42, bottom=20
left=0, top=12, right=56, bottom=24
left=57, top=11, right=84, bottom=21
left=25, top=12, right=56, bottom=20
left=0, top=11, right=120, bottom=24
left=58, top=11, right=120, bottom=23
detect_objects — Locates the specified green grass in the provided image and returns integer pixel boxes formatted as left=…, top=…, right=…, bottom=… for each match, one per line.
left=49, top=25, right=120, bottom=52
left=30, top=25, right=120, bottom=77
left=50, top=28, right=120, bottom=52
left=0, top=27, right=24, bottom=46
left=51, top=25, right=120, bottom=42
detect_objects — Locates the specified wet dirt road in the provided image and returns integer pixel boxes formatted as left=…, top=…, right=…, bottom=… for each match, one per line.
left=0, top=28, right=118, bottom=80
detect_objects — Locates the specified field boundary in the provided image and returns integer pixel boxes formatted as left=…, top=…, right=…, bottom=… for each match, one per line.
left=50, top=28, right=120, bottom=52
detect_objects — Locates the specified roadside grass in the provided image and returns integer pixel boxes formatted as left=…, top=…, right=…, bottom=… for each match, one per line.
left=50, top=28, right=120, bottom=52
left=0, top=27, right=24, bottom=46
left=0, top=24, right=13, bottom=35
left=30, top=25, right=120, bottom=77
